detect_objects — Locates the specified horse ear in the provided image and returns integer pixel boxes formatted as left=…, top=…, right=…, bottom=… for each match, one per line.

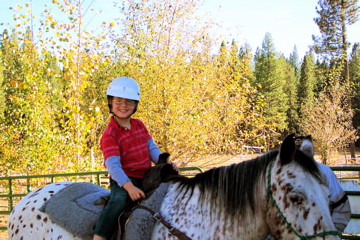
left=160, top=164, right=179, bottom=181
left=158, top=152, right=170, bottom=164
left=279, top=134, right=296, bottom=165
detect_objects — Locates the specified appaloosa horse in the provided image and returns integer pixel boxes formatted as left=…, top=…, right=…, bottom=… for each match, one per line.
left=8, top=134, right=341, bottom=240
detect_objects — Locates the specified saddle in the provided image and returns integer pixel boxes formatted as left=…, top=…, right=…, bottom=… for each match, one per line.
left=98, top=183, right=171, bottom=240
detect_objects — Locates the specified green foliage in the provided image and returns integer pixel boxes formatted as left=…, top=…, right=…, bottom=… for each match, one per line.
left=280, top=56, right=299, bottom=134
left=298, top=52, right=317, bottom=121
left=0, top=0, right=358, bottom=175
left=254, top=33, right=289, bottom=148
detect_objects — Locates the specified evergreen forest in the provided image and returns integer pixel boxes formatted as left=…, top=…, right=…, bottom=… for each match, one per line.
left=0, top=0, right=359, bottom=176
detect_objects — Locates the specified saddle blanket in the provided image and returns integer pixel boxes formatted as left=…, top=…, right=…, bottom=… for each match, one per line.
left=39, top=182, right=110, bottom=240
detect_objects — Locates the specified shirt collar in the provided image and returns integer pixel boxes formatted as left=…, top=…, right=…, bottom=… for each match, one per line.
left=110, top=116, right=133, bottom=130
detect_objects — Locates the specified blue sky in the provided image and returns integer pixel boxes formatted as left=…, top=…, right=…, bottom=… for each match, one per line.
left=1, top=0, right=360, bottom=58
left=201, top=0, right=360, bottom=57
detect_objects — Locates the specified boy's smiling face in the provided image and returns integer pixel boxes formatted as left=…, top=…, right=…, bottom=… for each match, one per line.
left=111, top=97, right=136, bottom=119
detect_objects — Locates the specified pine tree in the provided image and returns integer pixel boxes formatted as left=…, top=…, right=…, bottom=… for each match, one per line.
left=313, top=0, right=359, bottom=61
left=298, top=52, right=317, bottom=121
left=279, top=55, right=299, bottom=134
left=254, top=33, right=289, bottom=148
left=289, top=45, right=301, bottom=79
left=349, top=43, right=360, bottom=137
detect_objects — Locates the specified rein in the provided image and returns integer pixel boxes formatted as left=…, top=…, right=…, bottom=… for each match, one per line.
left=134, top=204, right=191, bottom=240
left=265, top=161, right=341, bottom=240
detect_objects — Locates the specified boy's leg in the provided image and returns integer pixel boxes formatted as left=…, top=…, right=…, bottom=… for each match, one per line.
left=92, top=177, right=142, bottom=239
left=92, top=179, right=129, bottom=239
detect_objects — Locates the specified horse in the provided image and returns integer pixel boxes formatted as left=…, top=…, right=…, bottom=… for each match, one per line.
left=8, top=134, right=341, bottom=240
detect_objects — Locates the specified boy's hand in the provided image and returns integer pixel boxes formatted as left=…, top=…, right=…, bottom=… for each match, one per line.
left=123, top=181, right=145, bottom=201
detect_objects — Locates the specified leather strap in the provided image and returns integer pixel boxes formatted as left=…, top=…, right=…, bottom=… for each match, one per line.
left=134, top=204, right=191, bottom=240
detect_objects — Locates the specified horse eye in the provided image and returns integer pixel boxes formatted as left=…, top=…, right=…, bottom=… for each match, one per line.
left=290, top=196, right=303, bottom=205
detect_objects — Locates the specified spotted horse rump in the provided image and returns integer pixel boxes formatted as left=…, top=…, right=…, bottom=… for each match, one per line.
left=8, top=182, right=82, bottom=240
left=8, top=135, right=341, bottom=240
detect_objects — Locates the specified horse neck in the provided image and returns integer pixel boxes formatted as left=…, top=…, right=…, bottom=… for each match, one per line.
left=207, top=168, right=270, bottom=238
left=161, top=181, right=270, bottom=239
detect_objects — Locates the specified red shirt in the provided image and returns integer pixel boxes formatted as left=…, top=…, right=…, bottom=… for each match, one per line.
left=100, top=117, right=152, bottom=178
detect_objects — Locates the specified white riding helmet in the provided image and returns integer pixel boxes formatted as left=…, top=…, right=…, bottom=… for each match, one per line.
left=106, top=77, right=140, bottom=101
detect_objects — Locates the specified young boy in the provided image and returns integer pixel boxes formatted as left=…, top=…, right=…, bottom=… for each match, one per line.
left=92, top=77, right=178, bottom=240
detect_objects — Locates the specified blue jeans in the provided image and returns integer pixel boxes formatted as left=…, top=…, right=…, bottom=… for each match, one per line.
left=92, top=177, right=142, bottom=239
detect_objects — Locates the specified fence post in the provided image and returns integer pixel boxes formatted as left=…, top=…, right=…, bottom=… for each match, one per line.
left=8, top=179, right=13, bottom=211
left=27, top=179, right=32, bottom=192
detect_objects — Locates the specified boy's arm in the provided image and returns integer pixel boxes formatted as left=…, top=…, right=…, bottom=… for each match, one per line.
left=148, top=138, right=161, bottom=164
left=105, top=156, right=131, bottom=187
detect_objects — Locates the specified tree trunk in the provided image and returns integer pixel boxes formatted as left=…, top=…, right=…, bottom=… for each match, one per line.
left=350, top=142, right=356, bottom=162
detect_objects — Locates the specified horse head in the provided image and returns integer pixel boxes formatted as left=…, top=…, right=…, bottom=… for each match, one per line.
left=266, top=134, right=340, bottom=239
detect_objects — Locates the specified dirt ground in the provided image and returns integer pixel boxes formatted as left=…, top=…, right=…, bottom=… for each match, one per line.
left=0, top=227, right=7, bottom=240
left=0, top=215, right=7, bottom=240
left=0, top=200, right=13, bottom=240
